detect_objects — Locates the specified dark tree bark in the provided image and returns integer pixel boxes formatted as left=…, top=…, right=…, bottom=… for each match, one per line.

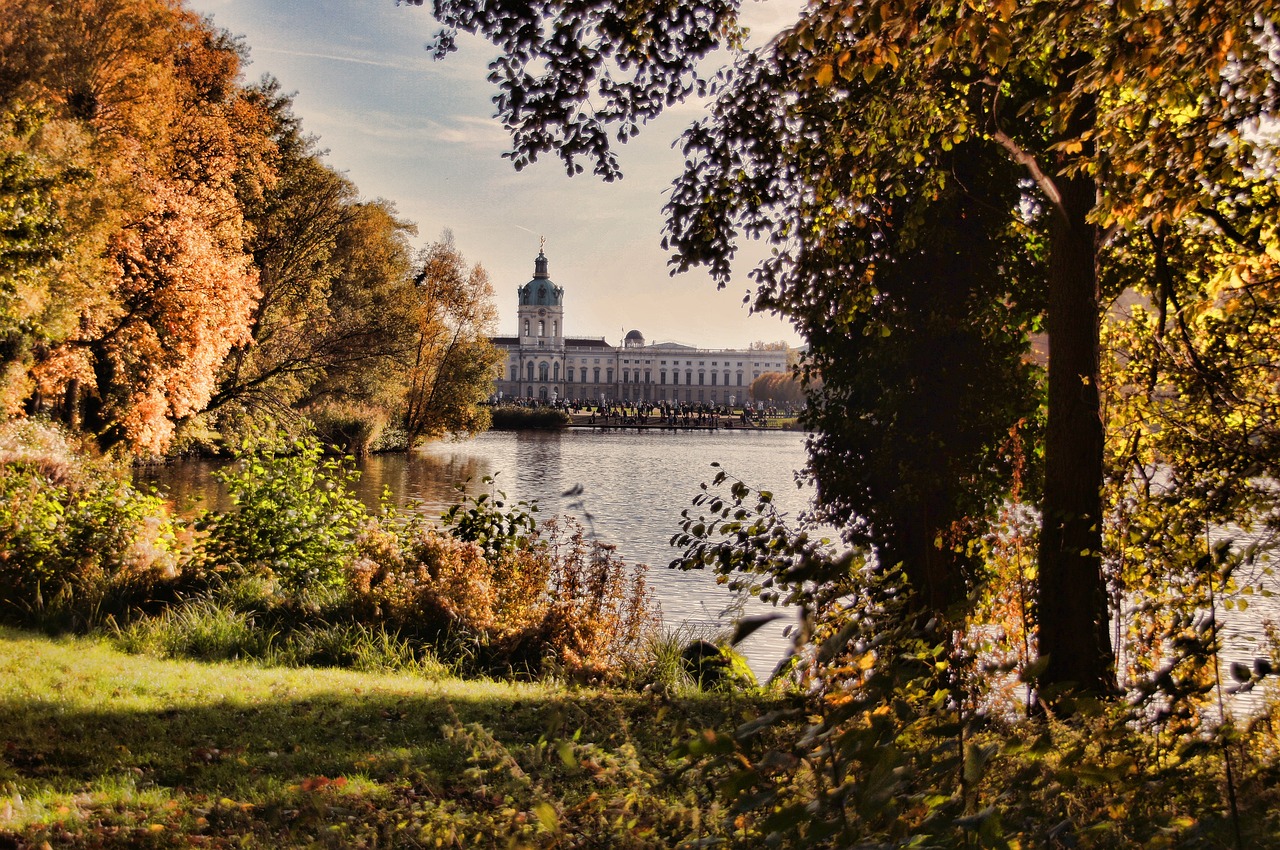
left=1036, top=165, right=1116, bottom=696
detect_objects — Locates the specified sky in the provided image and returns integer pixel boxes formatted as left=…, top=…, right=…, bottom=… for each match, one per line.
left=191, top=0, right=806, bottom=350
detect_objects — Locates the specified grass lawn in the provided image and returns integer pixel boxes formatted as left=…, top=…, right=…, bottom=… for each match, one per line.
left=0, top=627, right=757, bottom=848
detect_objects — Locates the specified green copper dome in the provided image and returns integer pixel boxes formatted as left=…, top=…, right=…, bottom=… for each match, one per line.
left=518, top=251, right=563, bottom=306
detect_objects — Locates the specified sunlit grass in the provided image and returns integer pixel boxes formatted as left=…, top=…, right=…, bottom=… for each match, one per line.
left=0, top=626, right=753, bottom=847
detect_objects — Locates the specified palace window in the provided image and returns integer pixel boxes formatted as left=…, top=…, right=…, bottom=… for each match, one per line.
left=526, top=362, right=535, bottom=380
left=523, top=319, right=530, bottom=336
left=593, top=367, right=600, bottom=382
left=606, top=368, right=614, bottom=382
left=553, top=362, right=560, bottom=380
left=538, top=320, right=545, bottom=337
left=539, top=362, right=550, bottom=381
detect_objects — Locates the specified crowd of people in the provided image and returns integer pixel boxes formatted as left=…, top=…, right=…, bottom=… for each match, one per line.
left=491, top=397, right=799, bottom=429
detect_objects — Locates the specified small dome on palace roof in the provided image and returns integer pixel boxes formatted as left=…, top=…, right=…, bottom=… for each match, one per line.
left=625, top=329, right=644, bottom=340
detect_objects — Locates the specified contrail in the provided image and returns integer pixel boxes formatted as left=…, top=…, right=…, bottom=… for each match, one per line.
left=253, top=46, right=405, bottom=70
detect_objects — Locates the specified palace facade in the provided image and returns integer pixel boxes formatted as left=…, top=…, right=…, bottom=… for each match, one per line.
left=491, top=251, right=790, bottom=404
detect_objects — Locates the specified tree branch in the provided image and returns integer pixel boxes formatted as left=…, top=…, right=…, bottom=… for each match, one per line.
left=991, top=128, right=1063, bottom=216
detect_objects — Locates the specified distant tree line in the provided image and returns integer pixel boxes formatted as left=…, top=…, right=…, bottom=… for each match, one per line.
left=0, top=0, right=497, bottom=457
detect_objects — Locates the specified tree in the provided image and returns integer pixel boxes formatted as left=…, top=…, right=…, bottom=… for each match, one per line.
left=210, top=89, right=361, bottom=424
left=304, top=198, right=420, bottom=412
left=207, top=81, right=429, bottom=447
left=0, top=0, right=271, bottom=455
left=0, top=104, right=78, bottom=415
left=414, top=0, right=1280, bottom=697
left=772, top=139, right=1043, bottom=616
left=401, top=232, right=500, bottom=447
left=1099, top=156, right=1280, bottom=688
left=80, top=182, right=258, bottom=454
left=747, top=372, right=803, bottom=406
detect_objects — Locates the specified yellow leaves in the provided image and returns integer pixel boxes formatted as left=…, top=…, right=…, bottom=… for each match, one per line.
left=533, top=801, right=559, bottom=832
left=929, top=31, right=952, bottom=61
left=993, top=0, right=1017, bottom=22
left=985, top=27, right=1012, bottom=68
left=815, top=63, right=834, bottom=87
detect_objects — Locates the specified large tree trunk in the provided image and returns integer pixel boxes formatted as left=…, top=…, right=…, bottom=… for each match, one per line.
left=1036, top=168, right=1116, bottom=697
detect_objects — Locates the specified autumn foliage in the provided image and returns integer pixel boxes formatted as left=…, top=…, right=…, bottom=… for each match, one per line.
left=0, top=0, right=498, bottom=456
left=748, top=371, right=804, bottom=405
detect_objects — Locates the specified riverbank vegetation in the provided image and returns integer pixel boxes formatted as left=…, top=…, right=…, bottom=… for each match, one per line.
left=0, top=420, right=659, bottom=684
left=0, top=0, right=498, bottom=460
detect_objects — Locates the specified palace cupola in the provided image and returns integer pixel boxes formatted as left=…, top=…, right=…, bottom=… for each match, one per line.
left=517, top=249, right=564, bottom=349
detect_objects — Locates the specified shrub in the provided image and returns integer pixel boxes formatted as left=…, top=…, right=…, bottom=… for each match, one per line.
left=439, top=476, right=538, bottom=559
left=489, top=405, right=570, bottom=430
left=532, top=517, right=661, bottom=682
left=0, top=419, right=182, bottom=628
left=352, top=504, right=659, bottom=681
left=306, top=402, right=387, bottom=458
left=202, top=435, right=366, bottom=594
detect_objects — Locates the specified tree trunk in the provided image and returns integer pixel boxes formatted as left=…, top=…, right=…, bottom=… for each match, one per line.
left=1036, top=168, right=1116, bottom=697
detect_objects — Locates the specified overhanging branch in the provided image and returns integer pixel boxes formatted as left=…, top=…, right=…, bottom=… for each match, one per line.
left=992, top=128, right=1063, bottom=216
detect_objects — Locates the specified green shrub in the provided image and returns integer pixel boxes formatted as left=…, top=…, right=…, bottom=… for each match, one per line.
left=203, top=435, right=366, bottom=594
left=0, top=419, right=182, bottom=628
left=306, top=403, right=387, bottom=458
left=489, top=405, right=570, bottom=430
left=439, top=476, right=538, bottom=559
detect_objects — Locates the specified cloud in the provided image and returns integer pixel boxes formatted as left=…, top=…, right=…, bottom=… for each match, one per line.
left=426, top=116, right=510, bottom=146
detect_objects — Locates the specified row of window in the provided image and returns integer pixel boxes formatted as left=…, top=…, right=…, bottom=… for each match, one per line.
left=506, top=364, right=759, bottom=386
left=516, top=386, right=731, bottom=404
left=517, top=348, right=783, bottom=368
left=522, top=319, right=558, bottom=337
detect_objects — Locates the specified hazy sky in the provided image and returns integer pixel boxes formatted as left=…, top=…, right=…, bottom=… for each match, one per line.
left=191, top=0, right=805, bottom=350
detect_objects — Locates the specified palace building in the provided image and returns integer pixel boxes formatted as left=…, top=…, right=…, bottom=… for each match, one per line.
left=491, top=251, right=790, bottom=404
